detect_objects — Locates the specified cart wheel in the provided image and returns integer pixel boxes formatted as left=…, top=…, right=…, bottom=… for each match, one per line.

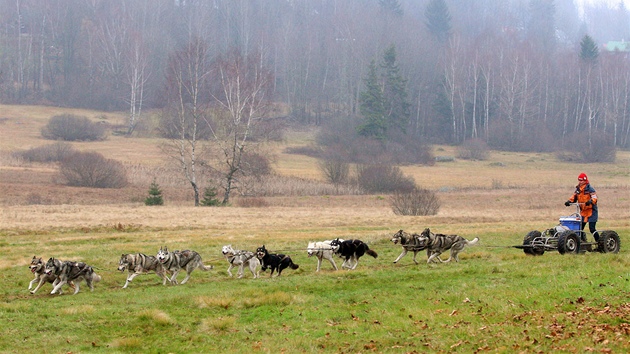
left=557, top=230, right=580, bottom=255
left=598, top=231, right=620, bottom=254
left=523, top=230, right=544, bottom=256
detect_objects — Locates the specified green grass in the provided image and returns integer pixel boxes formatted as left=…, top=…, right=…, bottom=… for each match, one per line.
left=1, top=229, right=629, bottom=353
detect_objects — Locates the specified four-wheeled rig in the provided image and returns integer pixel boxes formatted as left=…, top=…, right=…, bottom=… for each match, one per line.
left=515, top=204, right=621, bottom=255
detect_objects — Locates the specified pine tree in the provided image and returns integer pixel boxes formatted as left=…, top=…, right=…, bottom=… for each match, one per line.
left=381, top=45, right=411, bottom=135
left=425, top=0, right=452, bottom=43
left=144, top=179, right=164, bottom=206
left=357, top=60, right=387, bottom=140
left=579, top=34, right=599, bottom=64
left=200, top=186, right=220, bottom=206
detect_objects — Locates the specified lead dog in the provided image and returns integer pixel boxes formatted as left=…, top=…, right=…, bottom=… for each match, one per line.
left=118, top=253, right=168, bottom=288
left=45, top=257, right=101, bottom=295
left=330, top=238, right=378, bottom=270
left=307, top=240, right=339, bottom=271
left=28, top=256, right=74, bottom=294
left=221, top=245, right=260, bottom=279
left=391, top=230, right=426, bottom=264
left=256, top=245, right=299, bottom=277
left=156, top=247, right=213, bottom=285
left=417, top=228, right=479, bottom=263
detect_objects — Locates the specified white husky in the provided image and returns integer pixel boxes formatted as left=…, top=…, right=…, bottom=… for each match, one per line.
left=307, top=240, right=339, bottom=272
left=221, top=245, right=260, bottom=279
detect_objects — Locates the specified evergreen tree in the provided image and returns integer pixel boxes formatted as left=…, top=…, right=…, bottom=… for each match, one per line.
left=200, top=186, right=220, bottom=206
left=425, top=0, right=452, bottom=43
left=358, top=60, right=387, bottom=140
left=579, top=34, right=599, bottom=64
left=380, top=45, right=411, bottom=135
left=144, top=179, right=164, bottom=206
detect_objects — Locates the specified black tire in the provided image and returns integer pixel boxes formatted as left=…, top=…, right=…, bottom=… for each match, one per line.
left=598, top=230, right=621, bottom=254
left=557, top=230, right=580, bottom=255
left=523, top=230, right=544, bottom=256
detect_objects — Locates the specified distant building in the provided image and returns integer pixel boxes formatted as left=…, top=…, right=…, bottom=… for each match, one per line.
left=603, top=40, right=630, bottom=53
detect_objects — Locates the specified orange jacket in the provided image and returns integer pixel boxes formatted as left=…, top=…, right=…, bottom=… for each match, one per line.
left=568, top=183, right=598, bottom=222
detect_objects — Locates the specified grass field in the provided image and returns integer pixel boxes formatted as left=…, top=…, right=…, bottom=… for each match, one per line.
left=0, top=104, right=629, bottom=352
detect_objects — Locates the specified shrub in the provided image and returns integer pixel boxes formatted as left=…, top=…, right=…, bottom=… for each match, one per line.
left=356, top=164, right=416, bottom=193
left=41, top=114, right=106, bottom=141
left=319, top=158, right=350, bottom=185
left=456, top=139, right=489, bottom=160
left=16, top=142, right=76, bottom=163
left=59, top=151, right=128, bottom=188
left=557, top=132, right=616, bottom=163
left=390, top=188, right=440, bottom=216
left=236, top=197, right=269, bottom=208
left=145, top=179, right=164, bottom=205
left=240, top=151, right=272, bottom=177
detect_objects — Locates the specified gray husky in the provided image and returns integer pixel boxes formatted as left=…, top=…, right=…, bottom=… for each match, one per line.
left=221, top=245, right=260, bottom=279
left=45, top=257, right=101, bottom=295
left=417, top=228, right=479, bottom=263
left=28, top=256, right=74, bottom=294
left=118, top=253, right=168, bottom=288
left=156, top=247, right=213, bottom=284
left=391, top=230, right=426, bottom=264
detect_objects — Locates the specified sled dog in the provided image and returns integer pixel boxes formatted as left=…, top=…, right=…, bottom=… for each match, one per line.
left=221, top=245, right=260, bottom=279
left=28, top=256, right=74, bottom=294
left=329, top=238, right=378, bottom=270
left=417, top=228, right=479, bottom=263
left=45, top=257, right=101, bottom=295
left=156, top=247, right=212, bottom=284
left=307, top=240, right=339, bottom=271
left=391, top=230, right=426, bottom=264
left=118, top=253, right=168, bottom=288
left=255, top=245, right=299, bottom=277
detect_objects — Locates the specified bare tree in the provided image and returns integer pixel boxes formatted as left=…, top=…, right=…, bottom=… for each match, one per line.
left=208, top=48, right=273, bottom=205
left=161, top=39, right=211, bottom=206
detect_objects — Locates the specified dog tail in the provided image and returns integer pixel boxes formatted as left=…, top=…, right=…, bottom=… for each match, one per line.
left=467, top=237, right=480, bottom=246
left=366, top=249, right=378, bottom=258
left=290, top=261, right=299, bottom=270
left=93, top=273, right=102, bottom=283
left=199, top=263, right=214, bottom=271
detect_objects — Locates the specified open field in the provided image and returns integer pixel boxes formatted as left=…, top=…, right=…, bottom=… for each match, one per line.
left=0, top=104, right=629, bottom=352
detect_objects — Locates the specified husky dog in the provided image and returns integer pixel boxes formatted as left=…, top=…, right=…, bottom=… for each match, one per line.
left=118, top=253, right=168, bottom=288
left=391, top=230, right=426, bottom=264
left=255, top=245, right=299, bottom=277
left=329, top=239, right=378, bottom=270
left=221, top=245, right=260, bottom=279
left=417, top=228, right=479, bottom=263
left=156, top=247, right=213, bottom=285
left=28, top=256, right=74, bottom=294
left=307, top=240, right=339, bottom=271
left=45, top=257, right=101, bottom=295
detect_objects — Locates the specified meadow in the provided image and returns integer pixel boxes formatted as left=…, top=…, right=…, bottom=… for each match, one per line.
left=0, top=104, right=629, bottom=353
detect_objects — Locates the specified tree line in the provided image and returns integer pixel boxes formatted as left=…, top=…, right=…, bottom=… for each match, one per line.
left=1, top=0, right=629, bottom=151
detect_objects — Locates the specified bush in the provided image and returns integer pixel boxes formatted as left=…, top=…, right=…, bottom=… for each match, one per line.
left=16, top=142, right=76, bottom=163
left=356, top=164, right=416, bottom=193
left=557, top=132, right=616, bottom=163
left=319, top=158, right=350, bottom=185
left=390, top=188, right=440, bottom=216
left=41, top=114, right=106, bottom=141
left=457, top=139, right=490, bottom=160
left=59, top=151, right=128, bottom=188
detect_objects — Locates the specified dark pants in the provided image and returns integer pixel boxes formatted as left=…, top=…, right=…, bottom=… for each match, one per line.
left=581, top=221, right=598, bottom=241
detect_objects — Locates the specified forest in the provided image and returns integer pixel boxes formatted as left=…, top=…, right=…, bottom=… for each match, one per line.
left=1, top=0, right=629, bottom=153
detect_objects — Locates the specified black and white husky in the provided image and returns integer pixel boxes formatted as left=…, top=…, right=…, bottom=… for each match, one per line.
left=45, top=257, right=101, bottom=295
left=118, top=253, right=168, bottom=288
left=417, top=228, right=479, bottom=263
left=28, top=256, right=74, bottom=294
left=330, top=238, right=378, bottom=270
left=306, top=240, right=339, bottom=271
left=156, top=246, right=213, bottom=285
left=221, top=245, right=260, bottom=279
left=255, top=245, right=299, bottom=277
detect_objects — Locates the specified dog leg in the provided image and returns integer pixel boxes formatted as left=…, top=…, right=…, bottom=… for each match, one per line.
left=180, top=271, right=192, bottom=284
left=393, top=249, right=408, bottom=263
left=72, top=281, right=81, bottom=295
left=350, top=256, right=359, bottom=270
left=169, top=270, right=180, bottom=284
left=226, top=264, right=234, bottom=277
left=30, top=277, right=46, bottom=294
left=237, top=263, right=245, bottom=279
left=28, top=276, right=39, bottom=290
left=412, top=251, right=419, bottom=265
left=316, top=256, right=322, bottom=272
left=327, top=256, right=338, bottom=271
left=51, top=279, right=66, bottom=294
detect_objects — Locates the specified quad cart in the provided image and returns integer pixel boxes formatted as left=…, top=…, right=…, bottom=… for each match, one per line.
left=515, top=204, right=621, bottom=255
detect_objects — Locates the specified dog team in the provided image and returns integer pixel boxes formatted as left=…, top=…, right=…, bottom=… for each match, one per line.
left=28, top=228, right=478, bottom=294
